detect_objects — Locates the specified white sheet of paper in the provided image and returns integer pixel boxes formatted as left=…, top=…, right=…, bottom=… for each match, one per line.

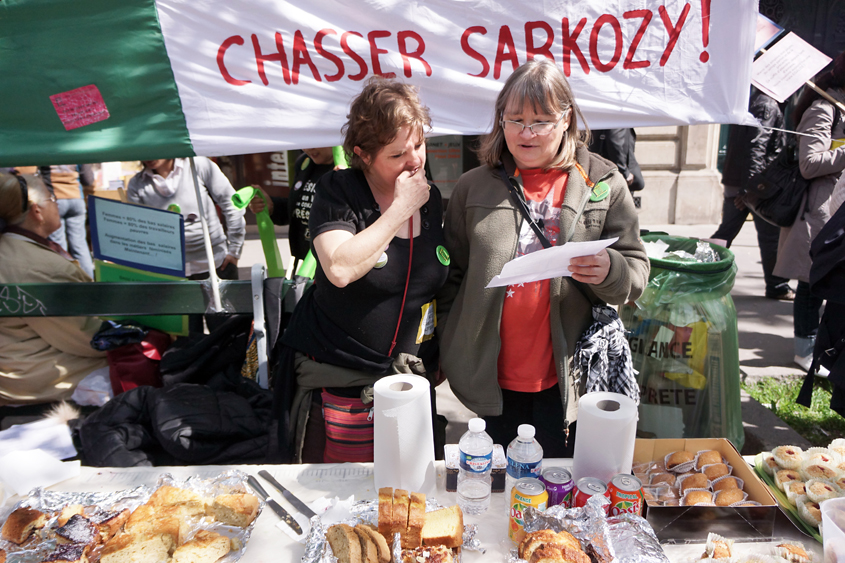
left=0, top=449, right=80, bottom=496
left=0, top=417, right=77, bottom=460
left=486, top=237, right=618, bottom=288
left=752, top=32, right=831, bottom=103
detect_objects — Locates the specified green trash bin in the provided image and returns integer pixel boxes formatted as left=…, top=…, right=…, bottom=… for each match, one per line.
left=619, top=235, right=744, bottom=450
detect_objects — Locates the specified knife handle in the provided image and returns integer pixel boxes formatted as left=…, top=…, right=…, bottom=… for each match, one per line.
left=247, top=475, right=270, bottom=500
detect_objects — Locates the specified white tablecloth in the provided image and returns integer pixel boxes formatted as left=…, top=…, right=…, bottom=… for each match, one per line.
left=2, top=460, right=823, bottom=562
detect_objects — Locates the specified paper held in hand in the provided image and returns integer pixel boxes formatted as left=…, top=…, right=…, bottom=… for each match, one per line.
left=486, top=237, right=618, bottom=288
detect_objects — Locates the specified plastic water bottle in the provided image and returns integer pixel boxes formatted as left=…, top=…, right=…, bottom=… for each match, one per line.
left=457, top=418, right=493, bottom=515
left=505, top=424, right=544, bottom=511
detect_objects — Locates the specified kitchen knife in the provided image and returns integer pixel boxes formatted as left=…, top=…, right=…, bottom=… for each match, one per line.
left=247, top=474, right=303, bottom=535
left=258, top=469, right=317, bottom=519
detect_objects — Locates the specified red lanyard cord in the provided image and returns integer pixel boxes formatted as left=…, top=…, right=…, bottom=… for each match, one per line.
left=388, top=215, right=413, bottom=357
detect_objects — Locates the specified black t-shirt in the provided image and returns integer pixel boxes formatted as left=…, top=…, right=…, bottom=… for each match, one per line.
left=271, top=153, right=334, bottom=260
left=281, top=168, right=448, bottom=375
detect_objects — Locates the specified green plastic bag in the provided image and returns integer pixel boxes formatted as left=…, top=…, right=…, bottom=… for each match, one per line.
left=620, top=235, right=744, bottom=451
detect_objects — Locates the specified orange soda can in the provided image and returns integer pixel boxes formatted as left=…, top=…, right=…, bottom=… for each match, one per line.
left=508, top=477, right=548, bottom=544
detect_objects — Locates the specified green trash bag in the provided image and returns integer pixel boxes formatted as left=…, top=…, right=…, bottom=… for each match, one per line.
left=619, top=235, right=744, bottom=451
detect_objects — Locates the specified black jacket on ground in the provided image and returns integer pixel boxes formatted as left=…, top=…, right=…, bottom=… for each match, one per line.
left=78, top=316, right=279, bottom=466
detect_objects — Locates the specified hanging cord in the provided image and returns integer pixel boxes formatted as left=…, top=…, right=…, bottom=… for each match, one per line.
left=388, top=215, right=413, bottom=357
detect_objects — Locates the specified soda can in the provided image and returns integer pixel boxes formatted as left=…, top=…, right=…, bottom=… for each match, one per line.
left=540, top=467, right=574, bottom=508
left=573, top=477, right=610, bottom=513
left=508, top=478, right=548, bottom=544
left=607, top=474, right=645, bottom=516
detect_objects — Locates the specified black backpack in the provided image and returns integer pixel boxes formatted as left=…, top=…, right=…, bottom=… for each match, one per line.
left=797, top=199, right=845, bottom=415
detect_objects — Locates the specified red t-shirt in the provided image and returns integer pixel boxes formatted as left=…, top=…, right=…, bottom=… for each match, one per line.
left=497, top=168, right=568, bottom=393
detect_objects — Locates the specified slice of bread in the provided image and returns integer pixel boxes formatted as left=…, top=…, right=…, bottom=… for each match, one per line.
left=355, top=523, right=390, bottom=563
left=147, top=486, right=207, bottom=518
left=1, top=506, right=48, bottom=544
left=41, top=543, right=90, bottom=563
left=353, top=527, right=379, bottom=563
left=208, top=494, right=259, bottom=528
left=57, top=504, right=85, bottom=527
left=55, top=514, right=100, bottom=546
left=421, top=505, right=463, bottom=549
left=392, top=490, right=410, bottom=542
left=171, top=530, right=231, bottom=563
left=327, top=524, right=362, bottom=563
left=403, top=492, right=425, bottom=549
left=124, top=505, right=188, bottom=549
left=91, top=508, right=130, bottom=542
left=100, top=532, right=172, bottom=563
left=377, top=487, right=393, bottom=543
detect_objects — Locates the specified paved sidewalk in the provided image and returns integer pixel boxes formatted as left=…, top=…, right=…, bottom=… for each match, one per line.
left=240, top=219, right=816, bottom=455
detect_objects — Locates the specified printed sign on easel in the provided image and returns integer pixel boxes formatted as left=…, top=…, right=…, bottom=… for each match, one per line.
left=88, top=196, right=185, bottom=277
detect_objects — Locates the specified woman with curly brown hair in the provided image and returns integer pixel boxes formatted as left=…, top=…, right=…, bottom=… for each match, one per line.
left=280, top=77, right=448, bottom=463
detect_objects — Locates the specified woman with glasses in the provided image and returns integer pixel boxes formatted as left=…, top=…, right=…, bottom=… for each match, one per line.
left=279, top=77, right=448, bottom=463
left=0, top=172, right=107, bottom=424
left=436, top=59, right=649, bottom=456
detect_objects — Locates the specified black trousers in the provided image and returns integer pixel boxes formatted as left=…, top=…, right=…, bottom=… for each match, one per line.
left=483, top=384, right=577, bottom=458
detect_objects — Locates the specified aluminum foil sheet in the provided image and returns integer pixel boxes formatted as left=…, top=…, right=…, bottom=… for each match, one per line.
left=303, top=497, right=477, bottom=563
left=0, top=470, right=259, bottom=563
left=507, top=495, right=668, bottom=563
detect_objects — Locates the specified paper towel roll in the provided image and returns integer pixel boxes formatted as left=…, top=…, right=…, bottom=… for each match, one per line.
left=373, top=375, right=435, bottom=493
left=571, top=392, right=639, bottom=484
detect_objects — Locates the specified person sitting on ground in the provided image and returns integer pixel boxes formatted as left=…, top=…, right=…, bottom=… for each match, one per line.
left=0, top=172, right=107, bottom=423
left=248, top=148, right=335, bottom=271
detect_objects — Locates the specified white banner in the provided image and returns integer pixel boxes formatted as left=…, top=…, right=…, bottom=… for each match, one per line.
left=156, top=0, right=759, bottom=156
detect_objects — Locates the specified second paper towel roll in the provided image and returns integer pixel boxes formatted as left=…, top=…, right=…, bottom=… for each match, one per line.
left=571, top=392, right=638, bottom=484
left=373, top=374, right=435, bottom=493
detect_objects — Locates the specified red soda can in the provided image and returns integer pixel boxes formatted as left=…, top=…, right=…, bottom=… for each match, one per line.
left=573, top=477, right=610, bottom=513
left=540, top=467, right=575, bottom=508
left=607, top=474, right=645, bottom=516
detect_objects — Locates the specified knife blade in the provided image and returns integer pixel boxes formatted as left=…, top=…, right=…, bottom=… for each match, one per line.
left=258, top=469, right=317, bottom=519
left=247, top=474, right=303, bottom=535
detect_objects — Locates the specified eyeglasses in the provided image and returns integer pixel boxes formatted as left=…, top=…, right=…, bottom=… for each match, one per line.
left=501, top=110, right=568, bottom=136
left=47, top=194, right=58, bottom=203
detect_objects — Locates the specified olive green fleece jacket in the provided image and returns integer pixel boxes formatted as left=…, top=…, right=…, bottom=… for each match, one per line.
left=436, top=145, right=649, bottom=424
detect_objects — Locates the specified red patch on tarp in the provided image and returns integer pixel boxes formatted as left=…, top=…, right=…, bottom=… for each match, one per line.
left=50, top=85, right=110, bottom=131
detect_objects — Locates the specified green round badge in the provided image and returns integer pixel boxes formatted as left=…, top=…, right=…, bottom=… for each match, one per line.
left=590, top=181, right=610, bottom=202
left=374, top=251, right=388, bottom=269
left=436, top=245, right=450, bottom=266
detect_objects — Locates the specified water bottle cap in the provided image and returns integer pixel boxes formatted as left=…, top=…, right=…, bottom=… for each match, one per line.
left=468, top=418, right=486, bottom=433
left=517, top=424, right=535, bottom=439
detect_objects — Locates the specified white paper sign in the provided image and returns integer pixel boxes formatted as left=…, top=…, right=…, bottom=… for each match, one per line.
left=752, top=32, right=832, bottom=103
left=486, top=237, right=618, bottom=288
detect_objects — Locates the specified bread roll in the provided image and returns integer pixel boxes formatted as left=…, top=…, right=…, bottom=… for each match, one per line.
left=208, top=494, right=259, bottom=528
left=683, top=490, right=713, bottom=506
left=714, top=489, right=744, bottom=506
left=666, top=451, right=694, bottom=469
left=696, top=450, right=722, bottom=469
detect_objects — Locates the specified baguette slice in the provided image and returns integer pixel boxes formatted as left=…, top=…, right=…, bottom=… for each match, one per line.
left=403, top=492, right=426, bottom=548
left=421, top=505, right=463, bottom=549
left=392, top=490, right=410, bottom=541
left=377, top=487, right=393, bottom=543
left=353, top=527, right=379, bottom=563
left=327, top=523, right=363, bottom=563
left=356, top=523, right=390, bottom=563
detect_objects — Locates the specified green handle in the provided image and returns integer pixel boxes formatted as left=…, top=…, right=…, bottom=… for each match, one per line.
left=332, top=146, right=348, bottom=169
left=296, top=250, right=317, bottom=279
left=232, top=187, right=286, bottom=278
